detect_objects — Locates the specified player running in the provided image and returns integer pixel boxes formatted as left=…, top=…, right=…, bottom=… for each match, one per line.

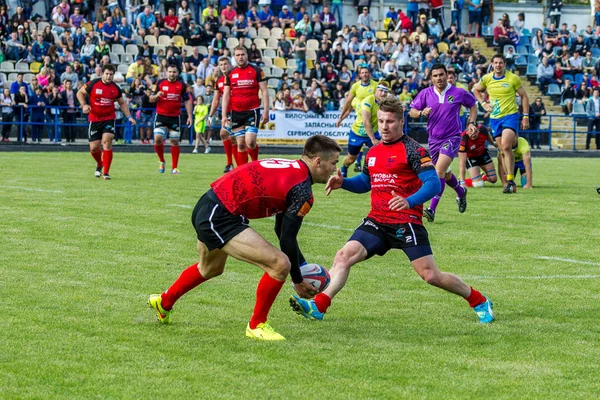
left=150, top=65, right=193, bottom=175
left=148, top=135, right=342, bottom=341
left=336, top=67, right=378, bottom=176
left=408, top=64, right=478, bottom=222
left=473, top=54, right=530, bottom=194
left=77, top=64, right=136, bottom=180
left=498, top=136, right=533, bottom=189
left=209, top=57, right=236, bottom=173
left=221, top=46, right=269, bottom=166
left=458, top=124, right=498, bottom=188
left=290, top=97, right=494, bottom=324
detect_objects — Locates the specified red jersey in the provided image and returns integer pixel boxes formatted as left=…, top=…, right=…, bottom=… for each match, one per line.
left=459, top=126, right=490, bottom=158
left=211, top=158, right=313, bottom=219
left=155, top=79, right=189, bottom=117
left=84, top=79, right=123, bottom=122
left=364, top=135, right=434, bottom=225
left=225, top=64, right=266, bottom=112
left=216, top=74, right=230, bottom=112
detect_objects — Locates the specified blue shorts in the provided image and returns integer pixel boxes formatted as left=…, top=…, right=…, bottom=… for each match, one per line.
left=348, top=130, right=380, bottom=156
left=140, top=112, right=153, bottom=126
left=490, top=113, right=520, bottom=138
left=469, top=10, right=481, bottom=24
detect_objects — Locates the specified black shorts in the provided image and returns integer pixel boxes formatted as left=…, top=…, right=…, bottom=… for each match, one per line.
left=466, top=149, right=493, bottom=169
left=88, top=120, right=115, bottom=142
left=230, top=108, right=261, bottom=133
left=349, top=217, right=432, bottom=261
left=154, top=114, right=181, bottom=139
left=191, top=189, right=250, bottom=251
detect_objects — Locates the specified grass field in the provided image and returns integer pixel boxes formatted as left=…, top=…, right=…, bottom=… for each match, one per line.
left=1, top=152, right=599, bottom=399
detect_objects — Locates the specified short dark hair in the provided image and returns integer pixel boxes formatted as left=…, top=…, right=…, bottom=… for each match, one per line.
left=491, top=54, right=506, bottom=64
left=167, top=64, right=179, bottom=71
left=430, top=63, right=447, bottom=75
left=303, top=135, right=342, bottom=158
left=102, top=64, right=116, bottom=73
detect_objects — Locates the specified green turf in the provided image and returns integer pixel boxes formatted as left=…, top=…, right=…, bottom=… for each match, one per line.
left=1, top=152, right=599, bottom=399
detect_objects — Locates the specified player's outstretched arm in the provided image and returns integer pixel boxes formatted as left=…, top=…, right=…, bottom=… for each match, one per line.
left=403, top=169, right=441, bottom=209
left=336, top=91, right=355, bottom=126
left=325, top=169, right=344, bottom=195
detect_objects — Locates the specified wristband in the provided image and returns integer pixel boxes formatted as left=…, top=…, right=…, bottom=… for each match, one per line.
left=522, top=115, right=529, bottom=118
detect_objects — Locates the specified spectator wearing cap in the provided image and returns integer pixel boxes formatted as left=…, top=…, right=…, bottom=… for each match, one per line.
left=221, top=3, right=237, bottom=27
left=360, top=36, right=375, bottom=58
left=416, top=14, right=430, bottom=36
left=279, top=6, right=295, bottom=29
left=257, top=4, right=274, bottom=29
left=384, top=6, right=397, bottom=31
left=357, top=7, right=376, bottom=33
left=319, top=6, right=336, bottom=31
left=136, top=6, right=157, bottom=37
left=233, top=14, right=249, bottom=38
left=428, top=18, right=441, bottom=40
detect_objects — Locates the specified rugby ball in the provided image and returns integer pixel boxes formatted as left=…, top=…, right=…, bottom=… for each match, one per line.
left=299, top=263, right=331, bottom=293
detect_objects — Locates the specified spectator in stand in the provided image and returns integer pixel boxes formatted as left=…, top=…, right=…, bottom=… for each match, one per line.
left=410, top=25, right=427, bottom=43
left=576, top=80, right=591, bottom=104
left=258, top=4, right=274, bottom=29
left=541, top=42, right=556, bottom=65
left=319, top=6, right=337, bottom=31
left=571, top=35, right=589, bottom=56
left=136, top=6, right=157, bottom=37
left=430, top=0, right=445, bottom=31
left=585, top=87, right=600, bottom=150
left=463, top=55, right=477, bottom=81
left=570, top=51, right=583, bottom=74
left=163, top=8, right=181, bottom=36
left=548, top=0, right=562, bottom=27
left=279, top=5, right=295, bottom=29
left=479, top=0, right=492, bottom=35
left=13, top=85, right=29, bottom=142
left=28, top=87, right=47, bottom=143
left=221, top=3, right=236, bottom=28
left=493, top=18, right=512, bottom=48
left=357, top=7, right=375, bottom=33
left=118, top=17, right=135, bottom=46
left=60, top=79, right=79, bottom=143
left=382, top=57, right=399, bottom=81
left=126, top=57, right=145, bottom=84
left=508, top=26, right=519, bottom=46
left=278, top=33, right=293, bottom=58
left=87, top=29, right=100, bottom=46
left=31, top=34, right=50, bottom=62
left=466, top=0, right=481, bottom=38
left=557, top=22, right=570, bottom=45
left=338, top=64, right=352, bottom=89
left=537, top=57, right=557, bottom=93
left=3, top=31, right=25, bottom=60
left=1, top=88, right=14, bottom=142
left=311, top=13, right=324, bottom=40
left=560, top=78, right=576, bottom=114
left=428, top=18, right=442, bottom=41
left=246, top=5, right=260, bottom=28
left=529, top=97, right=546, bottom=149
left=532, top=29, right=545, bottom=58
left=61, top=64, right=79, bottom=87
left=94, top=40, right=110, bottom=61
left=384, top=6, right=398, bottom=31
left=553, top=61, right=564, bottom=86
left=317, top=41, right=332, bottom=64
left=80, top=36, right=96, bottom=64
left=292, top=92, right=308, bottom=111
left=544, top=23, right=560, bottom=47
left=248, top=42, right=263, bottom=66
left=102, top=16, right=119, bottom=43
left=232, top=14, right=249, bottom=38
left=443, top=23, right=459, bottom=44
left=406, top=0, right=419, bottom=28
left=295, top=14, right=312, bottom=38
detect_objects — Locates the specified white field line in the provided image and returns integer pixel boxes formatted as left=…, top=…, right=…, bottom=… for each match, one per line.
left=533, top=256, right=600, bottom=267
left=167, top=204, right=193, bottom=209
left=466, top=274, right=600, bottom=280
left=4, top=185, right=64, bottom=194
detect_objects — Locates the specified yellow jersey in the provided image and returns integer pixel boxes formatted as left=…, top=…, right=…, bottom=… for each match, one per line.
left=512, top=137, right=531, bottom=162
left=351, top=94, right=379, bottom=137
left=350, top=79, right=378, bottom=111
left=455, top=82, right=468, bottom=115
left=479, top=71, right=522, bottom=119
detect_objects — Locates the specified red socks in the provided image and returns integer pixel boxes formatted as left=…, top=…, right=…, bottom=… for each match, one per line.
left=102, top=149, right=113, bottom=175
left=249, top=273, right=285, bottom=329
left=223, top=138, right=233, bottom=166
left=236, top=150, right=248, bottom=166
left=465, top=287, right=486, bottom=307
left=248, top=145, right=259, bottom=161
left=314, top=293, right=332, bottom=313
left=161, top=263, right=207, bottom=310
left=231, top=145, right=238, bottom=167
left=90, top=150, right=102, bottom=167
left=171, top=145, right=180, bottom=170
left=154, top=144, right=165, bottom=163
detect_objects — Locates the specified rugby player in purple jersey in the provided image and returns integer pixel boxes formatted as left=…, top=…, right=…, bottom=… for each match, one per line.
left=408, top=64, right=479, bottom=222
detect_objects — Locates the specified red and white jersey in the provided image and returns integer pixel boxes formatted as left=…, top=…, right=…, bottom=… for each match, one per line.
left=459, top=125, right=490, bottom=158
left=216, top=74, right=229, bottom=112
left=155, top=79, right=190, bottom=117
left=364, top=135, right=434, bottom=225
left=84, top=79, right=123, bottom=122
left=225, top=64, right=266, bottom=111
left=211, top=158, right=313, bottom=219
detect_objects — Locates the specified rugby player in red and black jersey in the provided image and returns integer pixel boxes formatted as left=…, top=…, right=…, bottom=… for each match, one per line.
left=148, top=135, right=342, bottom=340
left=290, top=97, right=495, bottom=324
left=208, top=56, right=236, bottom=173
left=77, top=64, right=136, bottom=180
left=221, top=46, right=269, bottom=166
left=458, top=124, right=498, bottom=188
left=149, top=65, right=193, bottom=174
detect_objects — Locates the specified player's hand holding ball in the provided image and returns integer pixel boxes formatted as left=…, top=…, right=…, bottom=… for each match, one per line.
left=325, top=169, right=344, bottom=196
left=294, top=281, right=317, bottom=299
left=388, top=191, right=410, bottom=211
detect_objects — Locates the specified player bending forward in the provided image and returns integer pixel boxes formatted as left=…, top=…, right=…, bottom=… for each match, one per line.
left=458, top=124, right=498, bottom=187
left=290, top=97, right=495, bottom=324
left=497, top=136, right=533, bottom=189
left=148, top=135, right=341, bottom=340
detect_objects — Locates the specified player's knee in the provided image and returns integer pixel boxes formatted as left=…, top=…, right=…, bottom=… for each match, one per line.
left=421, top=269, right=441, bottom=287
left=333, top=248, right=353, bottom=270
left=487, top=175, right=497, bottom=183
left=272, top=253, right=291, bottom=278
left=219, top=130, right=229, bottom=140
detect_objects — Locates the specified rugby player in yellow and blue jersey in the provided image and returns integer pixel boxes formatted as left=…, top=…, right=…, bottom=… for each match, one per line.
left=473, top=54, right=530, bottom=194
left=336, top=67, right=378, bottom=176
left=498, top=136, right=533, bottom=189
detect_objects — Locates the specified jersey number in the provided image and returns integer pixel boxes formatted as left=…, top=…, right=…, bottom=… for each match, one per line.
left=259, top=159, right=301, bottom=169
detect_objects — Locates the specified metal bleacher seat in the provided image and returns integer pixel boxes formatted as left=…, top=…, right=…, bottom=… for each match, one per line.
left=546, top=83, right=561, bottom=96
left=218, top=26, right=230, bottom=36
left=528, top=55, right=539, bottom=65
left=574, top=73, right=584, bottom=86
left=271, top=67, right=284, bottom=78
left=23, top=73, right=34, bottom=83
left=8, top=73, right=18, bottom=82
left=258, top=27, right=270, bottom=39
left=262, top=57, right=273, bottom=67
left=307, top=39, right=319, bottom=50
left=267, top=78, right=279, bottom=89
left=227, top=37, right=239, bottom=49
left=263, top=48, right=276, bottom=58
left=525, top=64, right=537, bottom=77
left=287, top=58, right=297, bottom=69
left=242, top=38, right=252, bottom=48
left=270, top=27, right=283, bottom=38
left=117, top=64, right=129, bottom=74
left=273, top=57, right=286, bottom=68
left=198, top=45, right=208, bottom=55
left=266, top=38, right=279, bottom=50
left=15, top=62, right=30, bottom=72
left=519, top=36, right=531, bottom=47
left=515, top=55, right=527, bottom=67
left=1, top=61, right=15, bottom=73
left=254, top=38, right=266, bottom=49
left=145, top=35, right=157, bottom=46
left=121, top=54, right=134, bottom=64
left=262, top=66, right=271, bottom=77
left=248, top=27, right=258, bottom=39
left=109, top=53, right=120, bottom=64
left=592, top=48, right=600, bottom=58
left=158, top=35, right=171, bottom=46
left=516, top=45, right=528, bottom=55
left=112, top=44, right=125, bottom=55
left=306, top=49, right=317, bottom=60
